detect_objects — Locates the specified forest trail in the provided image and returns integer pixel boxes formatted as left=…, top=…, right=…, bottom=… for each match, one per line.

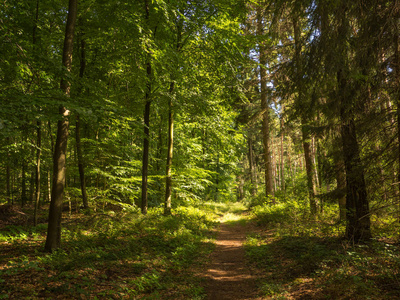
left=203, top=219, right=263, bottom=300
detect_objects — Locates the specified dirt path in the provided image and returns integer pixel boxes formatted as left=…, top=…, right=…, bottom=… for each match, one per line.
left=204, top=221, right=263, bottom=300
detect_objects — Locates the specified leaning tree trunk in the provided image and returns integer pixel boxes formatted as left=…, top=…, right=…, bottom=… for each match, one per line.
left=45, top=0, right=77, bottom=252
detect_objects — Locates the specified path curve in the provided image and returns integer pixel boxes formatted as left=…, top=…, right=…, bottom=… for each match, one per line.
left=204, top=221, right=262, bottom=300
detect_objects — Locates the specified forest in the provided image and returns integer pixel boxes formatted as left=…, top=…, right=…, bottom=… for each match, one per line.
left=1, top=0, right=400, bottom=299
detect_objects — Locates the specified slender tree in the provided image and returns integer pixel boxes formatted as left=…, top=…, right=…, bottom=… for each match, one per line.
left=256, top=4, right=274, bottom=201
left=76, top=35, right=89, bottom=209
left=293, top=16, right=317, bottom=214
left=45, top=0, right=78, bottom=252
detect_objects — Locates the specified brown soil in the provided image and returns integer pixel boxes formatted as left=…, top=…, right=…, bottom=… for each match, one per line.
left=204, top=221, right=263, bottom=300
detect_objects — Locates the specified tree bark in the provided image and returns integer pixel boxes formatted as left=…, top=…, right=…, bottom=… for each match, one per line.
left=141, top=0, right=152, bottom=215
left=6, top=137, right=11, bottom=205
left=76, top=115, right=88, bottom=209
left=164, top=82, right=175, bottom=215
left=280, top=117, right=285, bottom=192
left=248, top=135, right=257, bottom=196
left=335, top=157, right=346, bottom=221
left=76, top=36, right=89, bottom=209
left=33, top=0, right=41, bottom=226
left=338, top=69, right=371, bottom=242
left=34, top=121, right=41, bottom=226
left=394, top=18, right=400, bottom=221
left=302, top=124, right=317, bottom=214
left=293, top=17, right=317, bottom=214
left=21, top=160, right=27, bottom=207
left=45, top=0, right=77, bottom=252
left=257, top=6, right=274, bottom=201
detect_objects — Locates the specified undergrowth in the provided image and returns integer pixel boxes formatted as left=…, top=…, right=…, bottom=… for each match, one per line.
left=245, top=198, right=400, bottom=299
left=0, top=204, right=218, bottom=299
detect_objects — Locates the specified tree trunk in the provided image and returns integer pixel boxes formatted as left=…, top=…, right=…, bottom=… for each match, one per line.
left=76, top=115, right=88, bottom=209
left=45, top=0, right=77, bottom=252
left=338, top=69, right=371, bottom=242
left=21, top=161, right=27, bottom=207
left=34, top=121, right=41, bottom=226
left=335, top=157, right=346, bottom=221
left=257, top=6, right=274, bottom=201
left=164, top=82, right=174, bottom=215
left=293, top=17, right=317, bottom=214
left=394, top=19, right=400, bottom=222
left=215, top=153, right=220, bottom=201
left=33, top=0, right=41, bottom=226
left=47, top=170, right=51, bottom=203
left=141, top=0, right=152, bottom=215
left=302, top=124, right=317, bottom=214
left=248, top=135, right=257, bottom=196
left=6, top=137, right=11, bottom=205
left=280, top=117, right=285, bottom=192
left=76, top=36, right=89, bottom=209
left=141, top=91, right=151, bottom=215
left=156, top=115, right=164, bottom=174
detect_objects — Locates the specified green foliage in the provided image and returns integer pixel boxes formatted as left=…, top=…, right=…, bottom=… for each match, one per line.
left=0, top=204, right=218, bottom=299
left=245, top=195, right=400, bottom=299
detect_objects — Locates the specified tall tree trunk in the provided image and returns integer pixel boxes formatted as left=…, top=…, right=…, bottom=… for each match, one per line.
left=335, top=3, right=370, bottom=241
left=280, top=117, right=285, bottom=192
left=338, top=69, right=371, bottom=242
left=76, top=36, right=89, bottom=209
left=141, top=83, right=151, bottom=215
left=33, top=0, right=41, bottom=225
left=293, top=16, right=317, bottom=214
left=76, top=115, right=88, bottom=209
left=257, top=6, right=274, bottom=201
left=141, top=0, right=152, bottom=215
left=21, top=160, right=27, bottom=207
left=335, top=157, right=346, bottom=221
left=302, top=125, right=317, bottom=214
left=47, top=170, right=51, bottom=203
left=45, top=0, right=77, bottom=252
left=47, top=121, right=54, bottom=203
left=394, top=19, right=400, bottom=222
left=215, top=153, right=220, bottom=201
left=156, top=115, right=164, bottom=173
left=6, top=137, right=11, bottom=205
left=248, top=135, right=257, bottom=196
left=34, top=121, right=41, bottom=226
left=164, top=82, right=175, bottom=215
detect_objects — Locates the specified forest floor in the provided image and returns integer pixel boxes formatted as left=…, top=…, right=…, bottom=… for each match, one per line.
left=1, top=202, right=400, bottom=299
left=203, top=216, right=263, bottom=300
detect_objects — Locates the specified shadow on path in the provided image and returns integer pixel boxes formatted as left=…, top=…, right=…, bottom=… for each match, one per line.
left=204, top=221, right=263, bottom=300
